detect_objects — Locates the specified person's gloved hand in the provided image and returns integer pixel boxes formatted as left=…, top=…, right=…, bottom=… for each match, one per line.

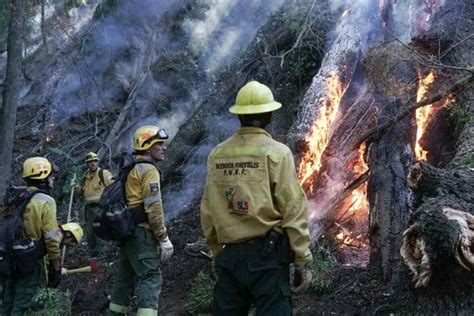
left=48, top=259, right=62, bottom=288
left=70, top=177, right=77, bottom=187
left=159, top=236, right=174, bottom=261
left=292, top=264, right=312, bottom=295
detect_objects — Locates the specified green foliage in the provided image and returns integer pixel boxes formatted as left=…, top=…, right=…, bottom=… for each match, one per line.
left=185, top=271, right=215, bottom=315
left=93, top=0, right=121, bottom=19
left=26, top=288, right=72, bottom=315
left=61, top=166, right=84, bottom=197
left=46, top=147, right=84, bottom=196
left=308, top=241, right=338, bottom=294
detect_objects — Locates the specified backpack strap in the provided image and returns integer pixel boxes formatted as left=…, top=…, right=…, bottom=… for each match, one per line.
left=14, top=189, right=49, bottom=218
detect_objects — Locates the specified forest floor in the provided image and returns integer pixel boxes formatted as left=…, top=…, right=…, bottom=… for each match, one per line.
left=61, top=205, right=402, bottom=315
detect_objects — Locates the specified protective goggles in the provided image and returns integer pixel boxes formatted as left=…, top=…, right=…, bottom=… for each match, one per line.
left=143, top=128, right=169, bottom=145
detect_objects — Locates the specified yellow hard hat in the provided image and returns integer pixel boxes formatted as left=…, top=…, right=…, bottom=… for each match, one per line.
left=85, top=152, right=99, bottom=162
left=133, top=125, right=169, bottom=151
left=22, top=157, right=52, bottom=180
left=229, top=81, right=281, bottom=115
left=61, top=223, right=84, bottom=244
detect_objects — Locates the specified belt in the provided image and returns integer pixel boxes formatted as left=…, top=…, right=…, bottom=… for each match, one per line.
left=226, top=231, right=280, bottom=248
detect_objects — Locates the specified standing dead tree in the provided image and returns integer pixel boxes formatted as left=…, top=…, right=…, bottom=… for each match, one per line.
left=0, top=0, right=26, bottom=203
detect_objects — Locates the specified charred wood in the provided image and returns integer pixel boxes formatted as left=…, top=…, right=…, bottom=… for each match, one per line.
left=401, top=197, right=474, bottom=288
left=407, top=161, right=474, bottom=204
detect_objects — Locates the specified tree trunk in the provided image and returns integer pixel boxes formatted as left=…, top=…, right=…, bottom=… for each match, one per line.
left=41, top=0, right=47, bottom=50
left=361, top=41, right=418, bottom=287
left=396, top=0, right=474, bottom=312
left=0, top=0, right=26, bottom=204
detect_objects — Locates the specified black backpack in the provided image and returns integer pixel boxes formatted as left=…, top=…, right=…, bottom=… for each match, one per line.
left=93, top=154, right=158, bottom=242
left=0, top=190, right=48, bottom=277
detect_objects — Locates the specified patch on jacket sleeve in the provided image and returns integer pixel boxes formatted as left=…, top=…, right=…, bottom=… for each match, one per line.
left=149, top=182, right=160, bottom=194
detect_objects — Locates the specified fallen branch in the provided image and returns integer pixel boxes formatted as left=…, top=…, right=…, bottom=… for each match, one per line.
left=317, top=171, right=369, bottom=231
left=353, top=74, right=473, bottom=149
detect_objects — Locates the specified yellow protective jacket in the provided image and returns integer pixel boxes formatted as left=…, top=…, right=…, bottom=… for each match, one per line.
left=200, top=127, right=313, bottom=267
left=23, top=187, right=61, bottom=261
left=76, top=168, right=113, bottom=203
left=124, top=155, right=167, bottom=240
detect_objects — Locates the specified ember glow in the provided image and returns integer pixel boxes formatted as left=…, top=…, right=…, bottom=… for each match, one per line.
left=297, top=73, right=347, bottom=186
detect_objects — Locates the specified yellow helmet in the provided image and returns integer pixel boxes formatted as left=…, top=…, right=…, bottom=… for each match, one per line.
left=133, top=125, right=169, bottom=151
left=60, top=223, right=84, bottom=244
left=229, top=81, right=281, bottom=115
left=85, top=152, right=99, bottom=162
left=22, top=157, right=52, bottom=180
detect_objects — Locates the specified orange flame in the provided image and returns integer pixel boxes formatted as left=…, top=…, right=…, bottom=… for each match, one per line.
left=347, top=142, right=369, bottom=216
left=297, top=73, right=347, bottom=186
left=415, top=70, right=436, bottom=160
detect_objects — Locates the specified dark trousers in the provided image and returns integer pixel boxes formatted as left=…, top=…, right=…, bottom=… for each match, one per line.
left=213, top=237, right=292, bottom=316
left=109, top=226, right=162, bottom=314
left=85, top=203, right=105, bottom=257
left=1, top=260, right=44, bottom=315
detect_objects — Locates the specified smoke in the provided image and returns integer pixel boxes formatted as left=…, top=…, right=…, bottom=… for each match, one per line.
left=183, top=0, right=285, bottom=73
left=51, top=0, right=172, bottom=119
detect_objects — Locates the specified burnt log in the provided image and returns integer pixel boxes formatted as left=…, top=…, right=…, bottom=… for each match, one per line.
left=400, top=197, right=474, bottom=288
left=402, top=162, right=474, bottom=287
left=407, top=161, right=474, bottom=203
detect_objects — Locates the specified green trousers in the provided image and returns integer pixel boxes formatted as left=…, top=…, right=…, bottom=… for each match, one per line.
left=85, top=203, right=105, bottom=257
left=213, top=239, right=292, bottom=316
left=109, top=226, right=162, bottom=315
left=1, top=260, right=44, bottom=316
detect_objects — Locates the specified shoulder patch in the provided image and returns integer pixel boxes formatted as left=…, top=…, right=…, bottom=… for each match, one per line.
left=149, top=181, right=160, bottom=194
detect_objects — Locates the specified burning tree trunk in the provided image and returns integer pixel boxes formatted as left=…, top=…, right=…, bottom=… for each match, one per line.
left=360, top=41, right=418, bottom=285
left=394, top=0, right=474, bottom=312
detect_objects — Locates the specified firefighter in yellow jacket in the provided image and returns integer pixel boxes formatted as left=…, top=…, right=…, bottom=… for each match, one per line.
left=74, top=152, right=112, bottom=257
left=108, top=125, right=174, bottom=316
left=201, top=81, right=313, bottom=315
left=2, top=157, right=62, bottom=315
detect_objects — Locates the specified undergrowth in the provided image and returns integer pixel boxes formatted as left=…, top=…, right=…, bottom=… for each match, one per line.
left=185, top=271, right=215, bottom=315
left=309, top=240, right=338, bottom=294
left=25, top=288, right=72, bottom=315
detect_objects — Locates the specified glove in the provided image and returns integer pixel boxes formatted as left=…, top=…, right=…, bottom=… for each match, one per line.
left=292, top=265, right=312, bottom=295
left=159, top=236, right=174, bottom=261
left=48, top=259, right=62, bottom=288
left=70, top=177, right=77, bottom=187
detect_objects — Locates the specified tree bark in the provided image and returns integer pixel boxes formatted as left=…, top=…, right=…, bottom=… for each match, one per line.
left=361, top=41, right=418, bottom=287
left=401, top=197, right=474, bottom=288
left=407, top=161, right=474, bottom=203
left=0, top=0, right=26, bottom=204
